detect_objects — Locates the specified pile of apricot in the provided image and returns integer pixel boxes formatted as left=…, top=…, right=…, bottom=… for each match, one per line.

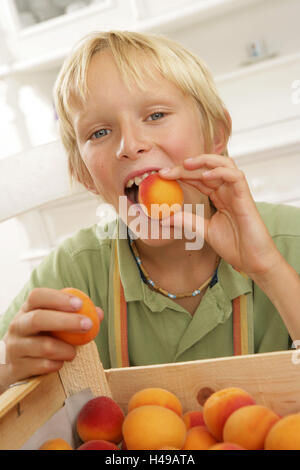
left=40, top=287, right=300, bottom=451
left=39, top=385, right=300, bottom=450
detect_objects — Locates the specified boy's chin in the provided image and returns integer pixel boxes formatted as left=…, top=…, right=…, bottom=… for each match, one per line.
left=131, top=226, right=186, bottom=247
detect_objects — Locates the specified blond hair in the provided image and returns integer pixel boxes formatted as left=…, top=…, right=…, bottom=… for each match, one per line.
left=53, top=30, right=231, bottom=189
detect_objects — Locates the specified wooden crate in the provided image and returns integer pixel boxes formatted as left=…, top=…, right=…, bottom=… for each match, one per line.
left=0, top=342, right=299, bottom=450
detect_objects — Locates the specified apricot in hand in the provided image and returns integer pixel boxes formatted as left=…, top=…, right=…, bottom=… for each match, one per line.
left=51, top=287, right=100, bottom=346
left=138, top=173, right=183, bottom=219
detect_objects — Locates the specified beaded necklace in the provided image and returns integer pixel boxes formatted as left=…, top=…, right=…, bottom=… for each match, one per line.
left=128, top=235, right=220, bottom=299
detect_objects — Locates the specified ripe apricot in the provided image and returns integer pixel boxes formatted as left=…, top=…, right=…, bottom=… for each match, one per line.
left=158, top=446, right=180, bottom=450
left=51, top=287, right=100, bottom=346
left=39, top=438, right=73, bottom=450
left=264, top=413, right=300, bottom=450
left=208, top=442, right=245, bottom=450
left=128, top=387, right=183, bottom=416
left=223, top=405, right=280, bottom=450
left=182, top=425, right=217, bottom=450
left=77, top=396, right=125, bottom=444
left=138, top=173, right=183, bottom=219
left=77, top=440, right=119, bottom=450
left=203, top=387, right=255, bottom=441
left=122, top=405, right=186, bottom=450
left=183, top=410, right=206, bottom=430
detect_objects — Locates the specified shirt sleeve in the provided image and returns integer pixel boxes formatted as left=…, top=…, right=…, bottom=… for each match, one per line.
left=0, top=244, right=84, bottom=339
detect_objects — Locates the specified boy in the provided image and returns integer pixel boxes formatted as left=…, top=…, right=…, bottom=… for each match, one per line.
left=1, top=31, right=300, bottom=393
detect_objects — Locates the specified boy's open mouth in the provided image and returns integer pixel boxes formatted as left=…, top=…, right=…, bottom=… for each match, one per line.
left=125, top=184, right=139, bottom=204
left=124, top=170, right=159, bottom=204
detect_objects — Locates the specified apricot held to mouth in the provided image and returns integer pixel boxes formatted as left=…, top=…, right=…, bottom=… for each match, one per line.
left=138, top=173, right=184, bottom=219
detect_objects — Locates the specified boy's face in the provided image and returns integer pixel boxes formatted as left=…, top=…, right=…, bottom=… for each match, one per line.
left=72, top=50, right=209, bottom=242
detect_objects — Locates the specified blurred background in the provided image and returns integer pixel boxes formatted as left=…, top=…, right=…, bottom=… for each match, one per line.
left=0, top=0, right=300, bottom=314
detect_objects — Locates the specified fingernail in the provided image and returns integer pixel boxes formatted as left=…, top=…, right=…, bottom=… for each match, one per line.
left=159, top=168, right=171, bottom=175
left=184, top=158, right=194, bottom=164
left=81, top=317, right=93, bottom=330
left=70, top=296, right=83, bottom=310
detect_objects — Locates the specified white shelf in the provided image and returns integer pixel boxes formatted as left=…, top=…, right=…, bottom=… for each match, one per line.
left=0, top=0, right=266, bottom=78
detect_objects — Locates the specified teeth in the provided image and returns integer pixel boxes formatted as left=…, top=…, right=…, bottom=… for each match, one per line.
left=126, top=170, right=158, bottom=189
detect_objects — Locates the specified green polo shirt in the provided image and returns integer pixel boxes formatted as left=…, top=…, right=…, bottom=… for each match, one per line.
left=1, top=202, right=300, bottom=369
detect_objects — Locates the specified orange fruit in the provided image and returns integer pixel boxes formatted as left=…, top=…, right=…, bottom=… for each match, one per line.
left=39, top=438, right=73, bottom=450
left=138, top=174, right=183, bottom=219
left=51, top=287, right=100, bottom=346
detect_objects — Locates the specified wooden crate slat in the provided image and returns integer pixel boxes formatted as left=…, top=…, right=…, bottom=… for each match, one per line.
left=106, top=350, right=300, bottom=415
left=0, top=373, right=66, bottom=450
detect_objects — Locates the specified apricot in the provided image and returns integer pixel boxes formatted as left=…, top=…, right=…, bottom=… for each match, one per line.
left=209, top=442, right=245, bottom=450
left=122, top=405, right=186, bottom=450
left=77, top=440, right=119, bottom=450
left=264, top=413, right=300, bottom=450
left=158, top=446, right=180, bottom=450
left=77, top=396, right=125, bottom=444
left=203, top=387, right=255, bottom=441
left=223, top=404, right=280, bottom=450
left=138, top=173, right=183, bottom=219
left=183, top=410, right=206, bottom=430
left=128, top=387, right=182, bottom=416
left=182, top=425, right=217, bottom=450
left=39, top=438, right=73, bottom=450
left=51, top=287, right=100, bottom=346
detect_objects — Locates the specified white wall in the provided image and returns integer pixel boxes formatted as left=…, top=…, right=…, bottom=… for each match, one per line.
left=0, top=0, right=300, bottom=316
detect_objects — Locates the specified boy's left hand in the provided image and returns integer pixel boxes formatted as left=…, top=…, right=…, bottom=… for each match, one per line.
left=159, top=155, right=283, bottom=278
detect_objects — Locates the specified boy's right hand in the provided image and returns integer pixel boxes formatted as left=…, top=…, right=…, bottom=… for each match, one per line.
left=1, top=287, right=104, bottom=388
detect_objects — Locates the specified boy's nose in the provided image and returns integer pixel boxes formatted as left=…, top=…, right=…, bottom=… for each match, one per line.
left=116, top=123, right=151, bottom=160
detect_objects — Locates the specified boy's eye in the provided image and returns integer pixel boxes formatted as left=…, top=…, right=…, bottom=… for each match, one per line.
left=91, top=129, right=111, bottom=139
left=148, top=112, right=165, bottom=121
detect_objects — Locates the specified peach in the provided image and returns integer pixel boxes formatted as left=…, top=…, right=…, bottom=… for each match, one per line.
left=182, top=425, right=217, bottom=450
left=122, top=405, right=186, bottom=450
left=209, top=442, right=245, bottom=450
left=39, top=438, right=73, bottom=450
left=128, top=387, right=182, bottom=416
left=138, top=173, right=183, bottom=219
left=52, top=287, right=100, bottom=346
left=264, top=413, right=300, bottom=450
left=76, top=396, right=125, bottom=444
left=203, top=387, right=256, bottom=441
left=77, top=440, right=119, bottom=450
left=223, top=404, right=280, bottom=450
left=183, top=410, right=206, bottom=430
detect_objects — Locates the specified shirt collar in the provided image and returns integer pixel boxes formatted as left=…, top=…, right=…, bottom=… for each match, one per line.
left=116, top=217, right=253, bottom=310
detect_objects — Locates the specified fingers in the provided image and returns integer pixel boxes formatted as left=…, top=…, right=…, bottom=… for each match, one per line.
left=5, top=358, right=65, bottom=384
left=183, top=154, right=237, bottom=170
left=158, top=154, right=237, bottom=183
left=7, top=335, right=76, bottom=363
left=159, top=155, right=247, bottom=195
left=11, top=309, right=94, bottom=337
left=22, top=287, right=83, bottom=314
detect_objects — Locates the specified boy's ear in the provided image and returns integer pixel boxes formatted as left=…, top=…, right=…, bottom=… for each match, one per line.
left=212, top=109, right=232, bottom=155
